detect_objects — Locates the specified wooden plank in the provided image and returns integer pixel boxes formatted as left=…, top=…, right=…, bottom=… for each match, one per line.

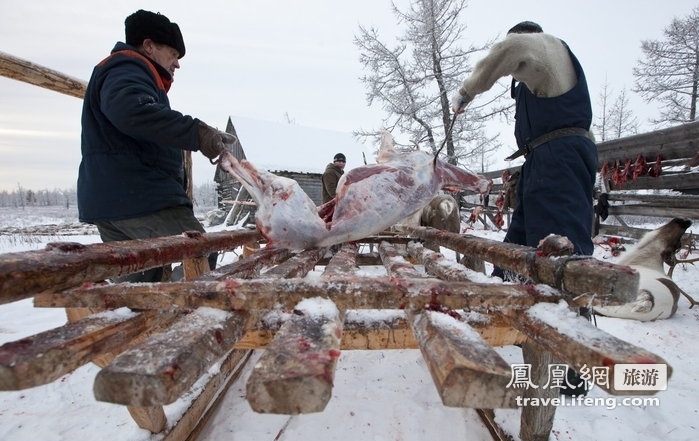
left=506, top=302, right=672, bottom=395
left=162, top=349, right=253, bottom=441
left=246, top=298, right=343, bottom=414
left=0, top=308, right=177, bottom=390
left=93, top=308, right=249, bottom=406
left=607, top=171, right=699, bottom=191
left=607, top=204, right=699, bottom=219
left=596, top=120, right=699, bottom=164
left=477, top=408, right=516, bottom=441
left=398, top=226, right=640, bottom=303
left=0, top=229, right=261, bottom=305
left=34, top=277, right=560, bottom=313
left=0, top=50, right=87, bottom=98
left=409, top=311, right=519, bottom=408
left=606, top=192, right=699, bottom=208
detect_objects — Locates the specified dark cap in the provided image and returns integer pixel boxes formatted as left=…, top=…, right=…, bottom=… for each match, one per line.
left=507, top=21, right=543, bottom=35
left=125, top=10, right=186, bottom=58
left=333, top=153, right=346, bottom=162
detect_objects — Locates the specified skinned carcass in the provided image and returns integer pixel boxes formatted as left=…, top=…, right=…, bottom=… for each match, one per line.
left=218, top=132, right=492, bottom=250
left=593, top=218, right=692, bottom=321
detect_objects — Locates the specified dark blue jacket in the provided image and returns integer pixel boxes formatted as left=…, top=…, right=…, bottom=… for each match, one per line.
left=78, top=42, right=200, bottom=223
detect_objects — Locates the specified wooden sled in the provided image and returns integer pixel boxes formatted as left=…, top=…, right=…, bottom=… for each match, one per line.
left=0, top=226, right=670, bottom=441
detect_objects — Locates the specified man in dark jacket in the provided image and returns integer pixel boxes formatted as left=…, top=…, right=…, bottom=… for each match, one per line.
left=78, top=9, right=235, bottom=282
left=321, top=153, right=346, bottom=203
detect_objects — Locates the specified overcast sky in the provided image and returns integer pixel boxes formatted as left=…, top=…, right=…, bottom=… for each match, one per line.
left=1, top=0, right=698, bottom=192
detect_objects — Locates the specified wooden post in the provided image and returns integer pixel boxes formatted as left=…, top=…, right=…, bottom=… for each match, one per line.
left=519, top=341, right=557, bottom=441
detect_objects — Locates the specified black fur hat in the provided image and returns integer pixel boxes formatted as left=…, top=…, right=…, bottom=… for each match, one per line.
left=333, top=153, right=346, bottom=162
left=507, top=21, right=543, bottom=35
left=125, top=10, right=185, bottom=58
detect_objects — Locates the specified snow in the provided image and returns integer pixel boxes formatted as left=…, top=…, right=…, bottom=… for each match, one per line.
left=1, top=207, right=698, bottom=441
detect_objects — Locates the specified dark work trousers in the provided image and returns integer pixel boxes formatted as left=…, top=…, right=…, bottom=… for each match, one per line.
left=95, top=205, right=217, bottom=283
left=493, top=138, right=597, bottom=280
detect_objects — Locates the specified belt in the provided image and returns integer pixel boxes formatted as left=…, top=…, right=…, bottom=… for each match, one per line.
left=505, top=127, right=593, bottom=161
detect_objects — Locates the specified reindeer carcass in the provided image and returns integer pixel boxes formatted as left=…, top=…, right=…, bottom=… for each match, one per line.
left=593, top=218, right=693, bottom=321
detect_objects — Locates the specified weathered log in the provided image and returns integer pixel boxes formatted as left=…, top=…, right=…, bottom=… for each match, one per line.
left=0, top=50, right=87, bottom=98
left=93, top=308, right=250, bottom=406
left=321, top=243, right=360, bottom=276
left=506, top=302, right=672, bottom=395
left=0, top=308, right=179, bottom=390
left=260, top=247, right=326, bottom=279
left=338, top=310, right=417, bottom=349
left=377, top=241, right=424, bottom=278
left=399, top=226, right=639, bottom=304
left=246, top=298, right=343, bottom=414
left=236, top=308, right=525, bottom=350
left=608, top=171, right=699, bottom=192
left=197, top=247, right=292, bottom=280
left=407, top=241, right=485, bottom=281
left=596, top=120, right=699, bottom=164
left=409, top=310, right=519, bottom=408
left=318, top=251, right=383, bottom=267
left=34, top=277, right=561, bottom=313
left=0, top=229, right=261, bottom=304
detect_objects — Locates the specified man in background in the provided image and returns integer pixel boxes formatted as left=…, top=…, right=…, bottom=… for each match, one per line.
left=322, top=153, right=346, bottom=203
left=78, top=9, right=235, bottom=282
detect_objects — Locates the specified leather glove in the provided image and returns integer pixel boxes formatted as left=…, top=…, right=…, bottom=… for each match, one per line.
left=198, top=121, right=237, bottom=161
left=451, top=91, right=472, bottom=114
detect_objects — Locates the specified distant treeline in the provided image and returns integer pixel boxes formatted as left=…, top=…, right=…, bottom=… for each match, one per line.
left=0, top=182, right=219, bottom=208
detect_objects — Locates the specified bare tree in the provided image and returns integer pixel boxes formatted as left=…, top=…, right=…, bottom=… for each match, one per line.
left=353, top=0, right=509, bottom=168
left=633, top=6, right=699, bottom=126
left=609, top=88, right=639, bottom=138
left=594, top=80, right=639, bottom=141
left=593, top=79, right=612, bottom=142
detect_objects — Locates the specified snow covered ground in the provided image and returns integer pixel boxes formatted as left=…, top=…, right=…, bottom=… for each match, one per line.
left=0, top=206, right=697, bottom=441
